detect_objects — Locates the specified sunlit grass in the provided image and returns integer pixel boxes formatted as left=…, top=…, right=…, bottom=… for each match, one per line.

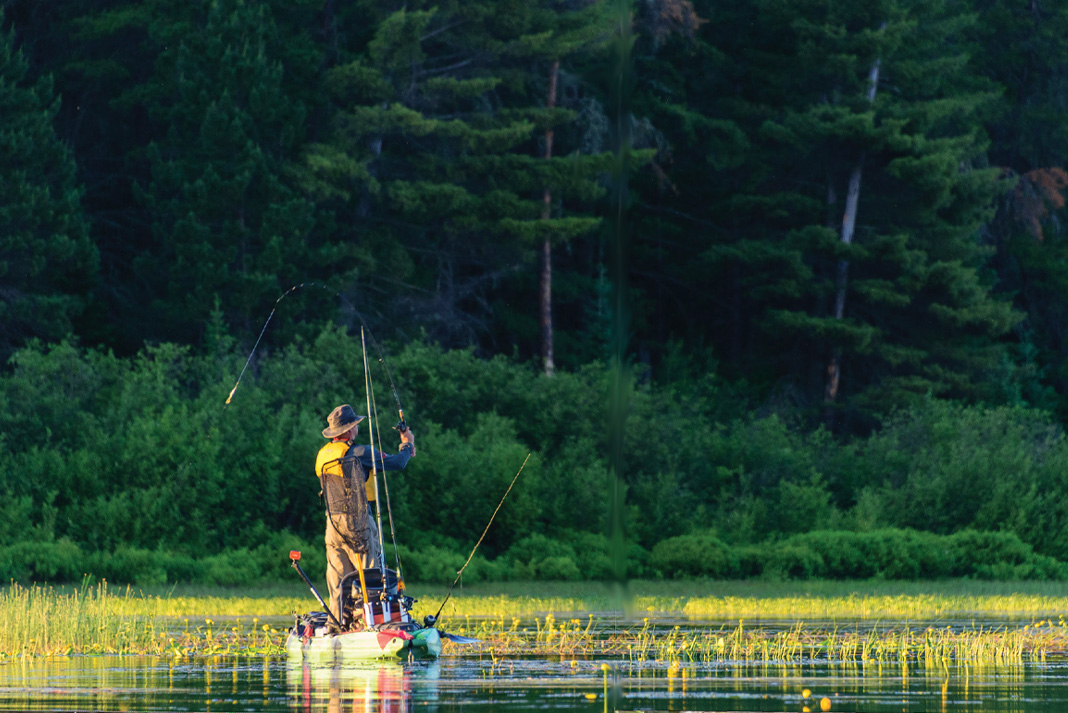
left=8, top=578, right=1068, bottom=662
left=450, top=614, right=1068, bottom=666
left=428, top=580, right=1068, bottom=621
left=106, top=579, right=1068, bottom=620
left=0, top=582, right=287, bottom=658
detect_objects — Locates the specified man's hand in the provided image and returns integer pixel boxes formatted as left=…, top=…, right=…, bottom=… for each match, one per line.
left=400, top=428, right=416, bottom=457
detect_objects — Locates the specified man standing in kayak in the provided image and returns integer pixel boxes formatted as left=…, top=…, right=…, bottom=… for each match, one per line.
left=316, top=403, right=416, bottom=624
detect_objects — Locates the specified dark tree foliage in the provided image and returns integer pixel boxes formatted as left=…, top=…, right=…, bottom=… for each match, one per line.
left=0, top=14, right=97, bottom=359
left=7, top=0, right=1068, bottom=581
left=632, top=0, right=1020, bottom=430
left=973, top=0, right=1068, bottom=420
left=302, top=1, right=611, bottom=363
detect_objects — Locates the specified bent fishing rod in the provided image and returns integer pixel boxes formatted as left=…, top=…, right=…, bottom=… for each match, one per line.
left=428, top=453, right=531, bottom=625
left=224, top=283, right=410, bottom=434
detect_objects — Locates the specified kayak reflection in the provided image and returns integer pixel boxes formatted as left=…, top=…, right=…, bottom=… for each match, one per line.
left=287, top=659, right=440, bottom=713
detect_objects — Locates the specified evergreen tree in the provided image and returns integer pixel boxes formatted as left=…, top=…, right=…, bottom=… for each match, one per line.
left=634, top=0, right=1018, bottom=427
left=0, top=15, right=97, bottom=357
left=305, top=2, right=611, bottom=363
left=971, top=0, right=1068, bottom=416
left=127, top=0, right=323, bottom=346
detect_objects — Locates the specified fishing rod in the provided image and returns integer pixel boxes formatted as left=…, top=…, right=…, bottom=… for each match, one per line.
left=225, top=283, right=318, bottom=406
left=361, top=326, right=389, bottom=582
left=224, top=283, right=408, bottom=425
left=429, top=453, right=531, bottom=625
left=357, top=321, right=411, bottom=444
left=288, top=550, right=344, bottom=631
left=362, top=331, right=406, bottom=577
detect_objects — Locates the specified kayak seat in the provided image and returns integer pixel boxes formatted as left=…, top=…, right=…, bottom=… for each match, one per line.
left=337, top=568, right=404, bottom=630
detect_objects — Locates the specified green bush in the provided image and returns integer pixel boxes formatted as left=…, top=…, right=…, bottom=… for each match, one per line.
left=650, top=533, right=739, bottom=579
left=760, top=544, right=825, bottom=580
left=0, top=539, right=85, bottom=583
left=945, top=530, right=1067, bottom=580
left=506, top=534, right=582, bottom=581
left=760, top=529, right=1068, bottom=581
left=89, top=547, right=169, bottom=587
left=8, top=337, right=1068, bottom=585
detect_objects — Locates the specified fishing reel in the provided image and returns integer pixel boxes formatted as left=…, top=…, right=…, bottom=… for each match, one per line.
left=423, top=615, right=437, bottom=628
left=394, top=410, right=416, bottom=455
left=393, top=408, right=408, bottom=434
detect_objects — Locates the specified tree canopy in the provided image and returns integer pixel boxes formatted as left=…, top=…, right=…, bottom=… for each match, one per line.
left=6, top=0, right=1068, bottom=583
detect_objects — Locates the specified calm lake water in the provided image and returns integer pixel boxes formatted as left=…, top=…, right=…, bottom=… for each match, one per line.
left=2, top=618, right=1068, bottom=712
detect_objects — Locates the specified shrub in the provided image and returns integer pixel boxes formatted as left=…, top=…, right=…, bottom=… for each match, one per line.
left=760, top=544, right=825, bottom=580
left=505, top=534, right=582, bottom=581
left=650, top=533, right=739, bottom=579
left=88, top=546, right=167, bottom=587
left=0, top=539, right=85, bottom=583
left=762, top=528, right=1068, bottom=581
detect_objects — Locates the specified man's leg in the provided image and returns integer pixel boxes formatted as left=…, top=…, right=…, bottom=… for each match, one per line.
left=365, top=519, right=382, bottom=570
left=325, top=543, right=354, bottom=625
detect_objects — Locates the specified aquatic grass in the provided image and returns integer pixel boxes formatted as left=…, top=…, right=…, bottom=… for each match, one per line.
left=0, top=581, right=160, bottom=656
left=675, top=593, right=1068, bottom=620
left=427, top=580, right=1068, bottom=620
left=0, top=583, right=288, bottom=657
left=446, top=616, right=1068, bottom=666
left=115, top=579, right=1068, bottom=620
left=9, top=578, right=1068, bottom=662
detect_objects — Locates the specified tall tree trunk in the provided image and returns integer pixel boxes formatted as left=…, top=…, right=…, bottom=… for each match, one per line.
left=824, top=50, right=882, bottom=413
left=540, top=59, right=560, bottom=377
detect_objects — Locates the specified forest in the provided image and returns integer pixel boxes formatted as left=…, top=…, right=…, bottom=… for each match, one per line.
left=4, top=0, right=1068, bottom=585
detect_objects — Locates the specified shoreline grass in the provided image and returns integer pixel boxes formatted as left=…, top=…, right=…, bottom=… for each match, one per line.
left=453, top=615, right=1068, bottom=666
left=9, top=578, right=1068, bottom=661
left=105, top=578, right=1068, bottom=619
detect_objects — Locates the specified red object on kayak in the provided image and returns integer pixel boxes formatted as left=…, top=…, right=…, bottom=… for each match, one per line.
left=376, top=630, right=413, bottom=649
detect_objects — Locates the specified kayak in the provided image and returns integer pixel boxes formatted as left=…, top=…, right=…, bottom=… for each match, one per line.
left=284, top=612, right=443, bottom=663
left=284, top=558, right=451, bottom=663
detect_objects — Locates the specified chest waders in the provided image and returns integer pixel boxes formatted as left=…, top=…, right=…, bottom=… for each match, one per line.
left=319, top=448, right=372, bottom=619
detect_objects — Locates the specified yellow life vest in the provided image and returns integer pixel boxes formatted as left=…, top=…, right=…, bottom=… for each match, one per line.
left=316, top=440, right=378, bottom=502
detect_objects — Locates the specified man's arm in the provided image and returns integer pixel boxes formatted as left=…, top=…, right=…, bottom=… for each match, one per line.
left=352, top=441, right=414, bottom=472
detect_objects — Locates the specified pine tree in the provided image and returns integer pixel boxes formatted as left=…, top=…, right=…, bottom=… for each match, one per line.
left=304, top=2, right=611, bottom=362
left=634, top=0, right=1018, bottom=427
left=0, top=15, right=97, bottom=356
left=971, top=0, right=1068, bottom=416
left=120, top=0, right=322, bottom=346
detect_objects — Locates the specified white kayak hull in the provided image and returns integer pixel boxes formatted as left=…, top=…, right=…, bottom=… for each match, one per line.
left=285, top=630, right=408, bottom=662
left=285, top=626, right=442, bottom=663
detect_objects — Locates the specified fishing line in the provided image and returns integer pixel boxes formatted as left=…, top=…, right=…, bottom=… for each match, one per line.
left=224, top=282, right=406, bottom=419
left=365, top=354, right=405, bottom=577
left=359, top=324, right=409, bottom=436
left=432, top=453, right=531, bottom=622
left=225, top=283, right=307, bottom=406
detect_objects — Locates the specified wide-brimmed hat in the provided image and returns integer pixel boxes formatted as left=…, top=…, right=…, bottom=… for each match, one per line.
left=322, top=404, right=366, bottom=438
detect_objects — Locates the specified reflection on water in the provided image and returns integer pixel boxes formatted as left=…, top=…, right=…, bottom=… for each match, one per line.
left=0, top=655, right=291, bottom=712
left=2, top=640, right=1068, bottom=711
left=287, top=659, right=437, bottom=713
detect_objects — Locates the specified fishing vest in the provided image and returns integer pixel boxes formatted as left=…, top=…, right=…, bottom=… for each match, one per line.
left=316, top=441, right=379, bottom=503
left=315, top=441, right=370, bottom=551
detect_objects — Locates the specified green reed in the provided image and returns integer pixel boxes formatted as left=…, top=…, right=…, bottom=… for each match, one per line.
left=125, top=579, right=1068, bottom=620
left=8, top=578, right=1068, bottom=661
left=427, top=580, right=1068, bottom=620
left=0, top=582, right=288, bottom=657
left=0, top=581, right=159, bottom=656
left=447, top=615, right=1068, bottom=666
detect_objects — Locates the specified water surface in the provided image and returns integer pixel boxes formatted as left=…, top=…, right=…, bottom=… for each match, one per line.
left=2, top=618, right=1068, bottom=712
